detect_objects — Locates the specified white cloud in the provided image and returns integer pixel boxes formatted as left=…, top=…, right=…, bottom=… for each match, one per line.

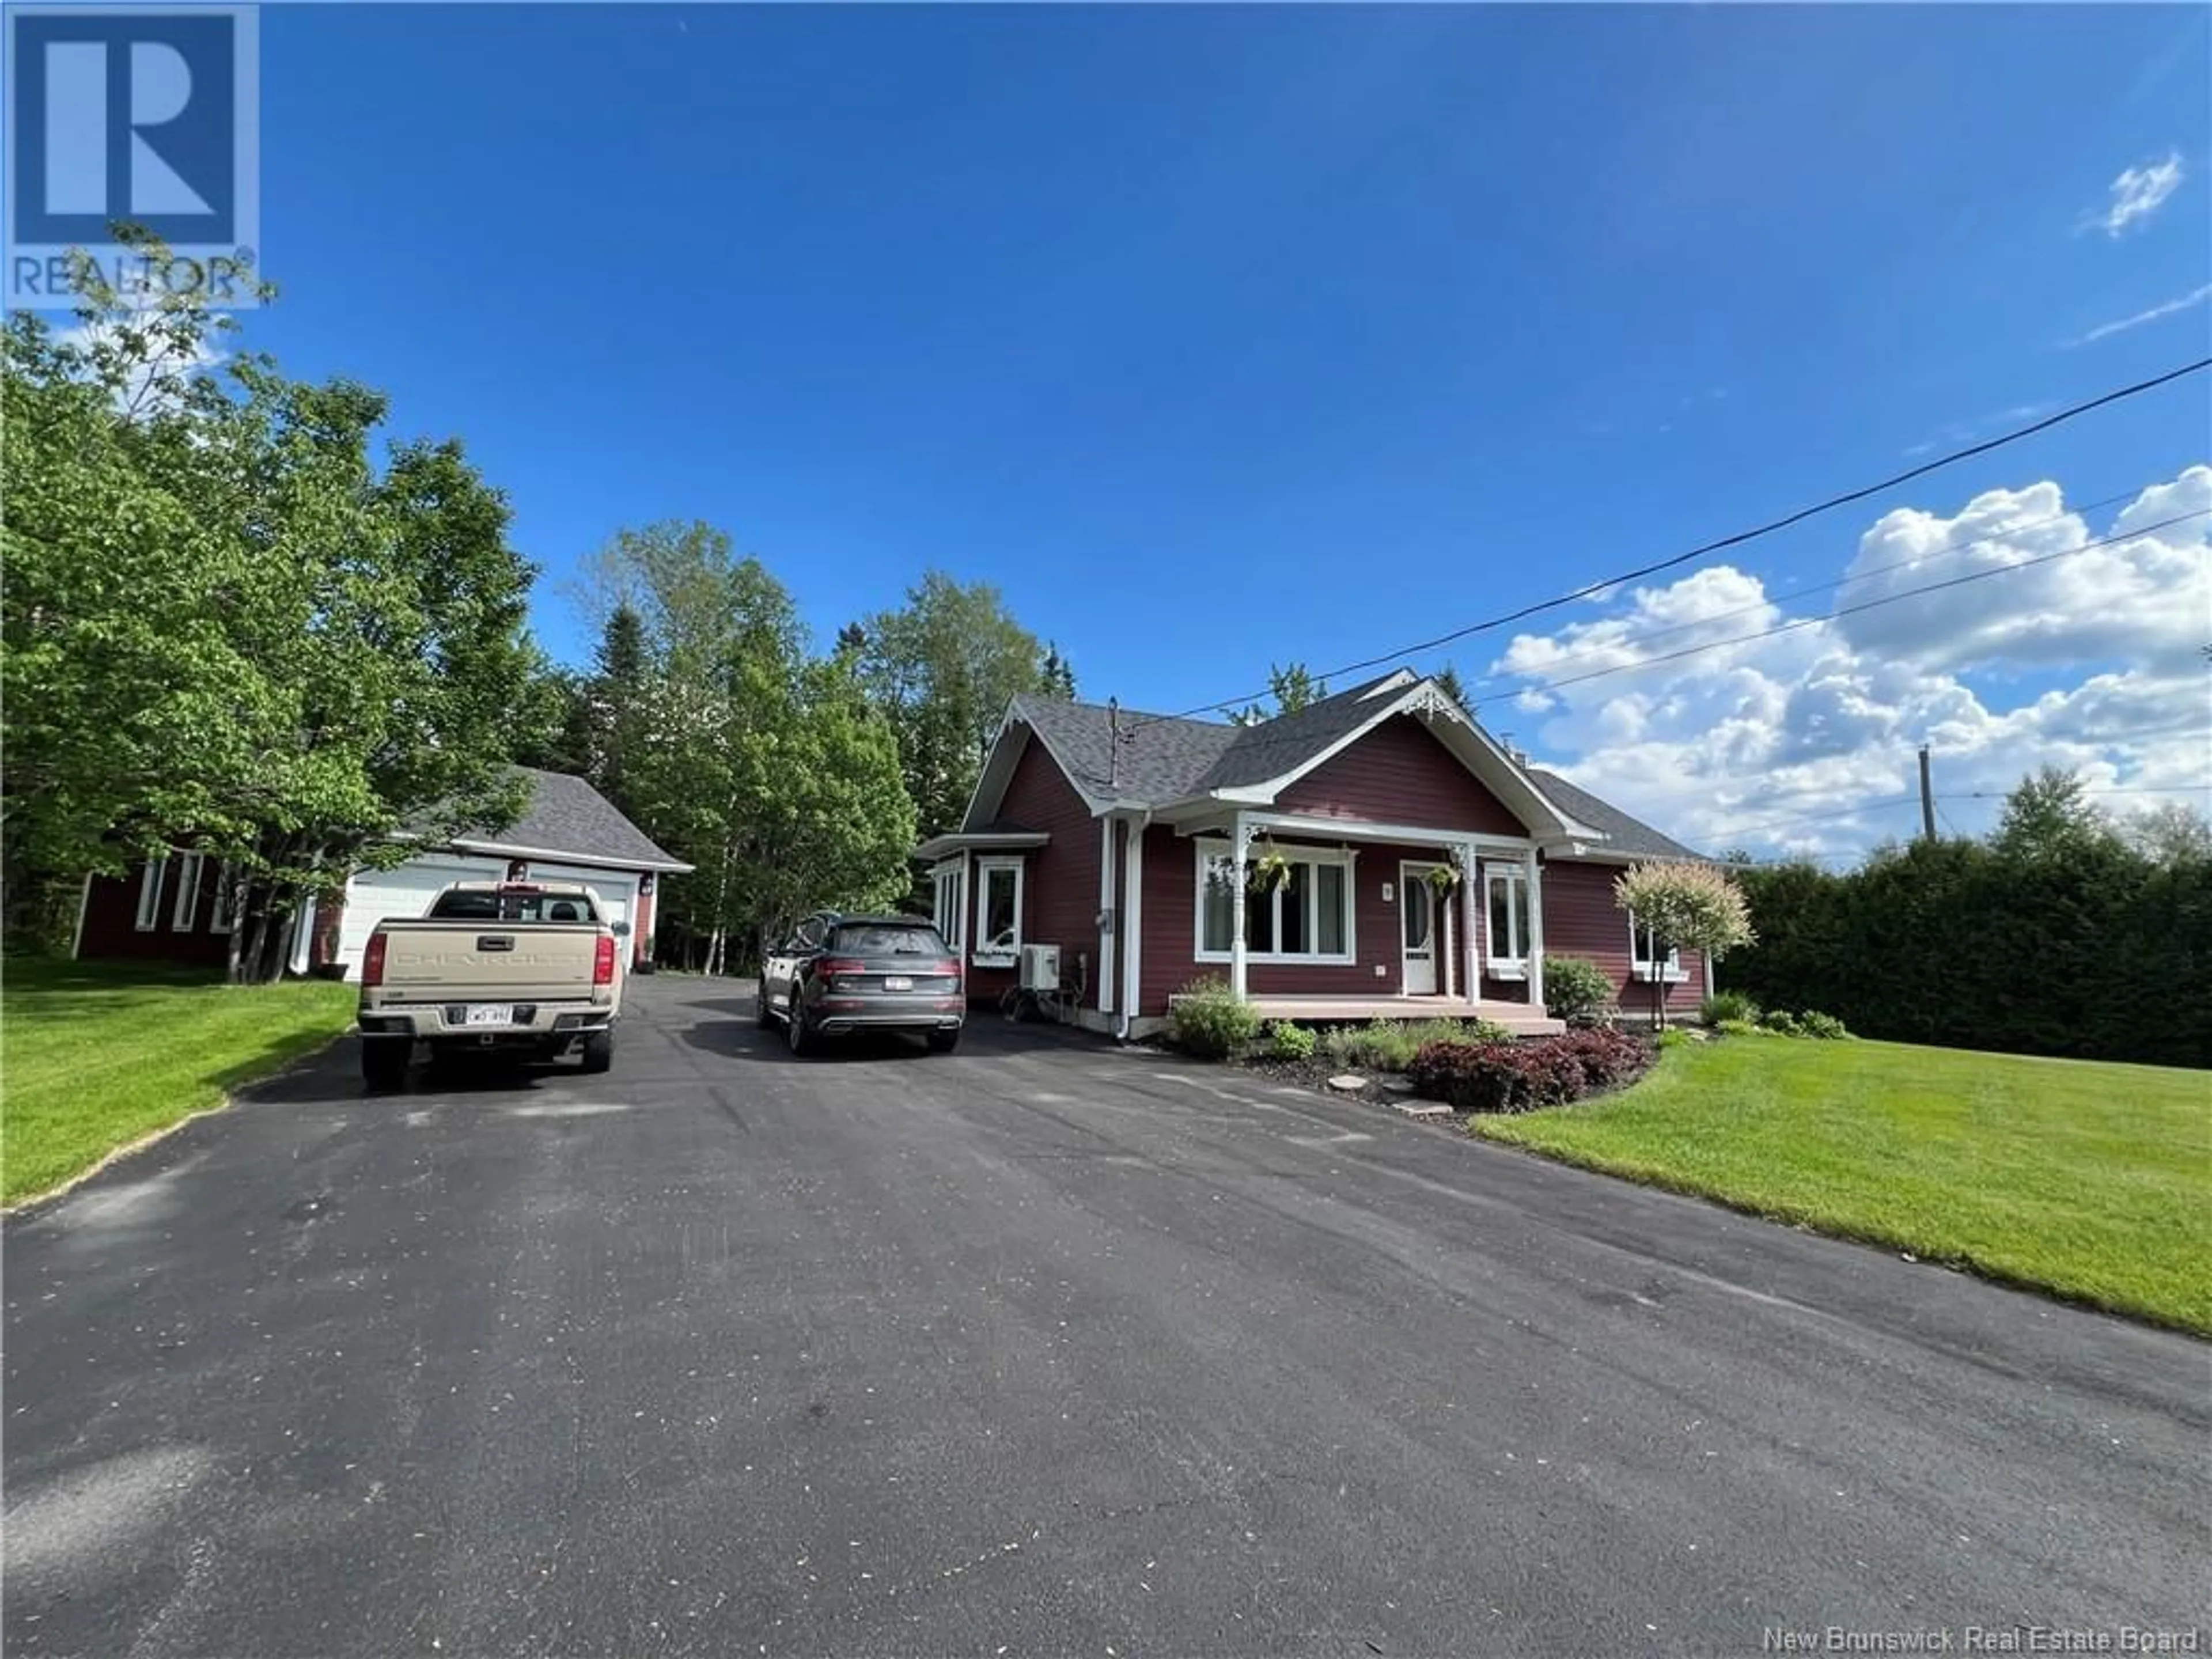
left=2072, top=282, right=2212, bottom=346
left=1486, top=467, right=2212, bottom=862
left=2086, top=151, right=2186, bottom=237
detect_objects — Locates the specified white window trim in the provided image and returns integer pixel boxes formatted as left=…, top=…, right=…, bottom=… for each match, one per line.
left=972, top=856, right=1024, bottom=967
left=1628, top=911, right=1687, bottom=983
left=134, top=854, right=170, bottom=931
left=1193, top=840, right=1357, bottom=966
left=209, top=861, right=236, bottom=934
left=171, top=851, right=205, bottom=931
left=930, top=858, right=965, bottom=952
left=1482, top=860, right=1529, bottom=981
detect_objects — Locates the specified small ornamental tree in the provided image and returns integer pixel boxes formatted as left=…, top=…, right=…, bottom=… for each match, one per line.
left=1611, top=861, right=1756, bottom=1029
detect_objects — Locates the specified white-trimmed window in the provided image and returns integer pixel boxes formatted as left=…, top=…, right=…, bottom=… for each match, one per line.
left=932, top=861, right=965, bottom=952
left=134, top=854, right=170, bottom=931
left=1195, top=843, right=1354, bottom=963
left=973, top=858, right=1023, bottom=965
left=209, top=862, right=236, bottom=934
left=171, top=851, right=205, bottom=931
left=1628, top=913, right=1684, bottom=982
left=1483, top=862, right=1529, bottom=980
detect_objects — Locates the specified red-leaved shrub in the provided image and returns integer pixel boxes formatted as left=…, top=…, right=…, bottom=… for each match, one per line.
left=1407, top=1028, right=1653, bottom=1114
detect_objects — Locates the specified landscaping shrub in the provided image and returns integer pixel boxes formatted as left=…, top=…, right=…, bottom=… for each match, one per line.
left=1320, top=1017, right=1516, bottom=1073
left=1407, top=1028, right=1652, bottom=1114
left=1264, top=1020, right=1317, bottom=1062
left=1759, top=1008, right=1805, bottom=1037
left=1655, top=1027, right=1695, bottom=1051
left=1796, top=1010, right=1851, bottom=1040
left=1169, top=976, right=1261, bottom=1058
left=1715, top=1017, right=1763, bottom=1037
left=1700, top=990, right=1759, bottom=1027
left=1541, top=955, right=1616, bottom=1025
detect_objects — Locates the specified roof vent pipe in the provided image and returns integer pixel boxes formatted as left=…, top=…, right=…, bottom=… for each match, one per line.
left=1107, top=698, right=1120, bottom=789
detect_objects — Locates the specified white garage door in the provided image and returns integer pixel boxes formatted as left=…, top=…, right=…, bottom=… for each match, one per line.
left=332, top=856, right=642, bottom=980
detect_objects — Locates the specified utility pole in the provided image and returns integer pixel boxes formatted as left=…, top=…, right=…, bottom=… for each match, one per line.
left=1918, top=744, right=1937, bottom=842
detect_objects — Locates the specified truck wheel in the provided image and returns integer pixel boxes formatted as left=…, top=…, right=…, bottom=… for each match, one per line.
left=579, top=1029, right=615, bottom=1075
left=927, top=1027, right=961, bottom=1055
left=361, top=1037, right=411, bottom=1091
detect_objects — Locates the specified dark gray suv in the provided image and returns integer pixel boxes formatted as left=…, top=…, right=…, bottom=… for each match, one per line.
left=757, top=913, right=965, bottom=1055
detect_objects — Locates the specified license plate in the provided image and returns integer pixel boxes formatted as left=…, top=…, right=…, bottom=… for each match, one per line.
left=465, top=1005, right=513, bottom=1027
left=882, top=976, right=912, bottom=992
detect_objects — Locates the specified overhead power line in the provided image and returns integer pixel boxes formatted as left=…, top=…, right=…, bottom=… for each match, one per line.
left=1129, top=355, right=2210, bottom=730
left=1463, top=487, right=2139, bottom=692
left=1469, top=507, right=2209, bottom=708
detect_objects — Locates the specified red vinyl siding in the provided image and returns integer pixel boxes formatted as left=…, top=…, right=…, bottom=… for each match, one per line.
left=979, top=732, right=1105, bottom=1009
left=1539, top=858, right=1707, bottom=1014
left=1276, top=715, right=1528, bottom=835
left=74, top=855, right=232, bottom=968
left=1139, top=830, right=1479, bottom=1013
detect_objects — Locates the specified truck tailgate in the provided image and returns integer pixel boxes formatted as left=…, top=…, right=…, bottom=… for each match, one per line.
left=375, top=922, right=603, bottom=1001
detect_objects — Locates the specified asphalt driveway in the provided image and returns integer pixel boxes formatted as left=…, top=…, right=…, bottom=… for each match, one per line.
left=6, top=975, right=2206, bottom=1657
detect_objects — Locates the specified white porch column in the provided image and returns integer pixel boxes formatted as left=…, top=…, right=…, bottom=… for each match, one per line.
left=1097, top=818, right=1117, bottom=1016
left=1459, top=842, right=1481, bottom=1006
left=1229, top=813, right=1251, bottom=1000
left=1523, top=845, right=1546, bottom=1009
left=1121, top=819, right=1146, bottom=1024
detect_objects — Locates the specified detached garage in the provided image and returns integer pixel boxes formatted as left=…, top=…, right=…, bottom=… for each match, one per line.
left=73, top=770, right=691, bottom=980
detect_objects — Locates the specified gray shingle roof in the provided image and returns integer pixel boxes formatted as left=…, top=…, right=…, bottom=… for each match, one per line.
left=997, top=677, right=1699, bottom=862
left=1192, top=671, right=1413, bottom=791
left=1009, top=694, right=1241, bottom=802
left=1524, top=768, right=1705, bottom=861
left=451, top=768, right=693, bottom=871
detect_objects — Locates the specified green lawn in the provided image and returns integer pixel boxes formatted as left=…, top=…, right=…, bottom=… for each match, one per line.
left=2, top=957, right=355, bottom=1206
left=1476, top=1036, right=2212, bottom=1335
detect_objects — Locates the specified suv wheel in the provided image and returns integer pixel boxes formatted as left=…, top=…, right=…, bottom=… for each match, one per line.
left=785, top=998, right=813, bottom=1056
left=755, top=986, right=777, bottom=1029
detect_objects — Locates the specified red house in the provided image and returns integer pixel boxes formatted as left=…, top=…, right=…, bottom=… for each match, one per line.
left=915, top=670, right=1710, bottom=1039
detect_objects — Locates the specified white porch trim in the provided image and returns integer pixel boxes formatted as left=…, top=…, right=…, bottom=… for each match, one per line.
left=1524, top=845, right=1546, bottom=1008
left=1097, top=818, right=1116, bottom=1017
left=1120, top=818, right=1146, bottom=1033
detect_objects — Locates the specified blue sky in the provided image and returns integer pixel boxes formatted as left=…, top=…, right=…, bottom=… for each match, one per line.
left=231, top=6, right=2212, bottom=851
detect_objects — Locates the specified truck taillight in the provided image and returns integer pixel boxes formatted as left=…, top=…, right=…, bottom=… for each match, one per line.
left=594, top=935, right=618, bottom=986
left=363, top=934, right=388, bottom=988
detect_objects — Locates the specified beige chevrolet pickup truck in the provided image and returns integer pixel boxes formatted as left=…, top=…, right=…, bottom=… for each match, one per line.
left=357, top=881, right=627, bottom=1089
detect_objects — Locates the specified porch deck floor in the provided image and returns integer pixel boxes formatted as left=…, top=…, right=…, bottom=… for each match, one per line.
left=1238, top=994, right=1564, bottom=1035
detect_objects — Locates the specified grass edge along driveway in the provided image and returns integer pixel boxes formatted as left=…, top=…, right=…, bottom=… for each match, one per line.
left=3, top=957, right=355, bottom=1206
left=1476, top=1036, right=2212, bottom=1336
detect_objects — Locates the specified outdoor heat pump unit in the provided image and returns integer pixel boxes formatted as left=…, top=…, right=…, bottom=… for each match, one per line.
left=1019, top=944, right=1062, bottom=991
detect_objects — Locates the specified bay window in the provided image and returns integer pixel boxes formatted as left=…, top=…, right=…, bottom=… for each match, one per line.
left=1628, top=913, right=1684, bottom=982
left=932, top=861, right=965, bottom=952
left=1483, top=862, right=1529, bottom=979
left=134, top=854, right=169, bottom=931
left=974, top=858, right=1022, bottom=964
left=172, top=852, right=205, bottom=931
left=1196, top=844, right=1353, bottom=963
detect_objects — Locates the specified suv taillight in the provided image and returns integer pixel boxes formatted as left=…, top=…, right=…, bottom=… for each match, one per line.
left=594, top=935, right=618, bottom=985
left=817, top=957, right=866, bottom=983
left=935, top=959, right=963, bottom=982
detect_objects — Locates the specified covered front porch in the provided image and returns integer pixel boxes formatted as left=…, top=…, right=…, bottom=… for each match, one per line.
left=1169, top=806, right=1551, bottom=1015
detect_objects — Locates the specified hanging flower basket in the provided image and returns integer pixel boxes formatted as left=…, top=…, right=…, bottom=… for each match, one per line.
left=1251, top=845, right=1293, bottom=892
left=1425, top=863, right=1463, bottom=895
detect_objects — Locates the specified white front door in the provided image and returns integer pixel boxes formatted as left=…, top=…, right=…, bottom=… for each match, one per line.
left=1401, top=862, right=1442, bottom=995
